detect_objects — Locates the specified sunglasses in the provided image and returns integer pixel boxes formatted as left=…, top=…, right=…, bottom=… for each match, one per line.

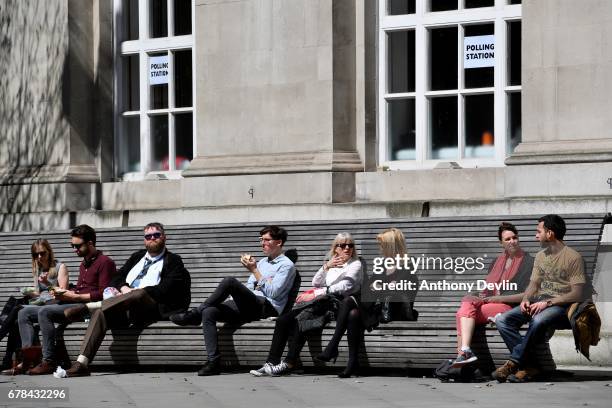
left=144, top=232, right=163, bottom=241
left=70, top=242, right=85, bottom=249
left=32, top=251, right=47, bottom=257
left=336, top=243, right=355, bottom=249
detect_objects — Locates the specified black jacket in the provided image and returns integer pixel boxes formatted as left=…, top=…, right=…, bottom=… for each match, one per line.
left=111, top=249, right=191, bottom=319
left=292, top=295, right=342, bottom=333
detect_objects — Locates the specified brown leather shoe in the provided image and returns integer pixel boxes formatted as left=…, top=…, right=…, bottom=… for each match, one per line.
left=508, top=366, right=541, bottom=383
left=28, top=360, right=57, bottom=375
left=21, top=346, right=42, bottom=370
left=64, top=304, right=88, bottom=322
left=491, top=360, right=519, bottom=383
left=66, top=361, right=90, bottom=377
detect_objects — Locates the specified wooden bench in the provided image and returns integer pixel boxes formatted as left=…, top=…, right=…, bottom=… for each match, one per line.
left=0, top=214, right=604, bottom=373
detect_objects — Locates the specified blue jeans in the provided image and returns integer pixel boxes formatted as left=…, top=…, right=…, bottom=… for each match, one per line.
left=496, top=304, right=570, bottom=365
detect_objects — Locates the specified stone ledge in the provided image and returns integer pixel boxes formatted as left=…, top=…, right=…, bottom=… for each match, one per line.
left=183, top=150, right=363, bottom=176
left=0, top=164, right=100, bottom=185
left=550, top=330, right=612, bottom=367
left=506, top=140, right=612, bottom=165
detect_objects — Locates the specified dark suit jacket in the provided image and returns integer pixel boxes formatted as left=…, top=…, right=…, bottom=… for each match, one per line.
left=110, top=249, right=191, bottom=319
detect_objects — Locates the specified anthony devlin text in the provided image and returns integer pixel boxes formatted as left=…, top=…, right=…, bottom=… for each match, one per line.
left=371, top=279, right=517, bottom=293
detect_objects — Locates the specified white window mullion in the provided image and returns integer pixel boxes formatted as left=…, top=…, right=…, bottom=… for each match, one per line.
left=457, top=24, right=464, bottom=160
left=139, top=0, right=150, bottom=174
left=122, top=36, right=193, bottom=53
left=168, top=50, right=176, bottom=171
left=168, top=113, right=176, bottom=171
left=415, top=0, right=427, bottom=163
left=494, top=16, right=506, bottom=163
left=377, top=0, right=388, bottom=166
left=140, top=50, right=151, bottom=173
left=167, top=0, right=174, bottom=37
left=139, top=0, right=148, bottom=39
left=191, top=0, right=197, bottom=159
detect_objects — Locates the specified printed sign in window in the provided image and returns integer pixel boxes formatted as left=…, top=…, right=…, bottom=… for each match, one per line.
left=149, top=55, right=169, bottom=85
left=464, top=35, right=495, bottom=69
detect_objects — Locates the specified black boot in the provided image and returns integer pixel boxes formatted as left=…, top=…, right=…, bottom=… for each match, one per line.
left=338, top=360, right=359, bottom=378
left=315, top=346, right=339, bottom=363
left=197, top=359, right=221, bottom=376
left=170, top=308, right=203, bottom=326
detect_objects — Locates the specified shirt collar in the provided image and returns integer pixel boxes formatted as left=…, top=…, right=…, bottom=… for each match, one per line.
left=146, top=249, right=166, bottom=262
left=82, top=250, right=101, bottom=267
left=267, top=253, right=285, bottom=264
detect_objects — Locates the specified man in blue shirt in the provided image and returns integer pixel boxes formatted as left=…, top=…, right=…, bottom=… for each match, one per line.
left=170, top=225, right=296, bottom=376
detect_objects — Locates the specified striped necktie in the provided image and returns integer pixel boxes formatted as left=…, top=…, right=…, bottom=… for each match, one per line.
left=130, top=258, right=154, bottom=288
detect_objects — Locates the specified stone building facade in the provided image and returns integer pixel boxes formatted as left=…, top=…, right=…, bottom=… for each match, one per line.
left=0, top=0, right=611, bottom=366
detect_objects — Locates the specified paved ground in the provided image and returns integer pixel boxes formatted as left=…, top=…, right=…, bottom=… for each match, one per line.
left=0, top=367, right=611, bottom=408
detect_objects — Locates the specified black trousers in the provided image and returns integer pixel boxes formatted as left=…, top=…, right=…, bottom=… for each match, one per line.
left=199, top=277, right=277, bottom=362
left=266, top=297, right=364, bottom=367
left=325, top=297, right=364, bottom=368
left=266, top=308, right=307, bottom=365
left=0, top=298, right=25, bottom=367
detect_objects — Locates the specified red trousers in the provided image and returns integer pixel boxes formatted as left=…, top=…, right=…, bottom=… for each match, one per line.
left=455, top=300, right=512, bottom=335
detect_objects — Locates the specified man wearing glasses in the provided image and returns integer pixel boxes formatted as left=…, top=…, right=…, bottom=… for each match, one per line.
left=62, top=222, right=191, bottom=377
left=19, top=224, right=117, bottom=375
left=170, top=225, right=296, bottom=376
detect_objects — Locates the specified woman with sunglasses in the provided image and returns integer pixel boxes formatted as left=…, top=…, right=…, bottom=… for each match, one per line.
left=28, top=239, right=70, bottom=303
left=316, top=227, right=415, bottom=377
left=251, top=232, right=362, bottom=377
left=0, top=239, right=69, bottom=373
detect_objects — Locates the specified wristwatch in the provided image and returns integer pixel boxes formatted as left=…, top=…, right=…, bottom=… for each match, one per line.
left=546, top=299, right=553, bottom=307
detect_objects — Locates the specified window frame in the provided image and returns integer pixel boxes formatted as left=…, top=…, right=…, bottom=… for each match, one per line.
left=378, top=0, right=521, bottom=170
left=113, top=0, right=196, bottom=181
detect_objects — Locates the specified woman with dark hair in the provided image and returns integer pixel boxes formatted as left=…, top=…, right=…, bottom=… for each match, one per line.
left=451, top=222, right=533, bottom=367
left=250, top=232, right=363, bottom=377
left=0, top=239, right=69, bottom=374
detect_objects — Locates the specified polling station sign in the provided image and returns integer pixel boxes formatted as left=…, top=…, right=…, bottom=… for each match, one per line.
left=464, top=35, right=495, bottom=69
left=149, top=55, right=169, bottom=85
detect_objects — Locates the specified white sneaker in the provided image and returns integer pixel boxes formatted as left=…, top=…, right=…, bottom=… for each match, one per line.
left=264, top=361, right=291, bottom=377
left=250, top=363, right=271, bottom=377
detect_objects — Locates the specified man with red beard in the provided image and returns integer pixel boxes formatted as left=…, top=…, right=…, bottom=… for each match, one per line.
left=62, top=222, right=191, bottom=377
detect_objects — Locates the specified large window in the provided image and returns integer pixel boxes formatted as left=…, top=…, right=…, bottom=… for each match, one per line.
left=379, top=0, right=521, bottom=168
left=115, top=0, right=194, bottom=179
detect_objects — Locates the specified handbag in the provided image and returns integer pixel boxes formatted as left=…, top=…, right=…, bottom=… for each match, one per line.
left=0, top=296, right=26, bottom=323
left=295, top=288, right=326, bottom=304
